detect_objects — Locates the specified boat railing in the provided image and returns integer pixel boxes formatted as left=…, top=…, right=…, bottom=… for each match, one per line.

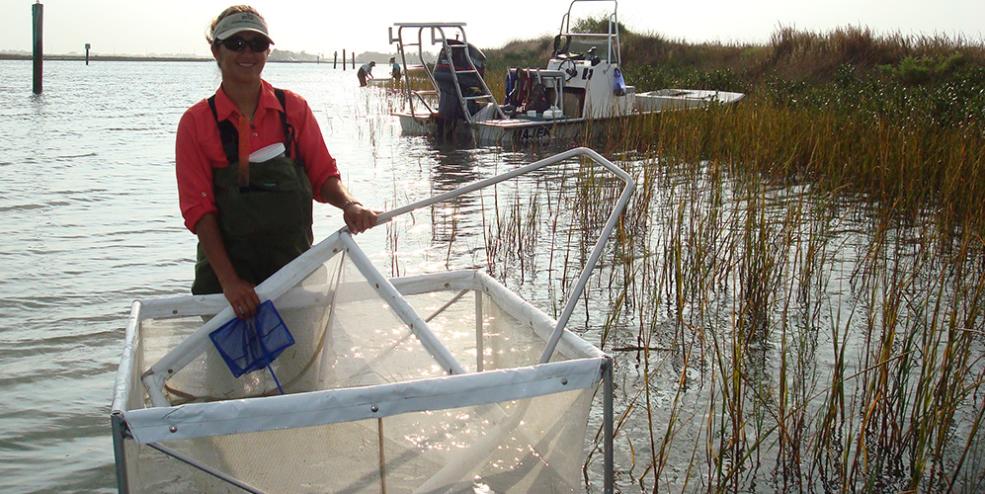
left=555, top=0, right=621, bottom=65
left=609, top=12, right=621, bottom=65
left=390, top=23, right=449, bottom=117
left=390, top=22, right=507, bottom=124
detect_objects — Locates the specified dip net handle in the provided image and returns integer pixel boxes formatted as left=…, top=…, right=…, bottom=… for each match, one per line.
left=365, top=147, right=635, bottom=364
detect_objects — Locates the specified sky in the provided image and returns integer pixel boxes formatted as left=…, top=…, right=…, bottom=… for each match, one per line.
left=1, top=0, right=983, bottom=57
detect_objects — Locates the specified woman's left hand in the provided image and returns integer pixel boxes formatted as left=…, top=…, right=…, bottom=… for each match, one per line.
left=344, top=203, right=379, bottom=234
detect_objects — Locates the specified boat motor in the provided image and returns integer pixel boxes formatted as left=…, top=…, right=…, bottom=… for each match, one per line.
left=434, top=40, right=487, bottom=122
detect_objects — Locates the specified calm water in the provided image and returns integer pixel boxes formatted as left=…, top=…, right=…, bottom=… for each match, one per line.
left=0, top=60, right=563, bottom=493
left=1, top=60, right=982, bottom=493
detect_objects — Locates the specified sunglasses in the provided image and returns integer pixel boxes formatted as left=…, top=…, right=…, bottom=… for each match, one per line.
left=218, top=36, right=270, bottom=53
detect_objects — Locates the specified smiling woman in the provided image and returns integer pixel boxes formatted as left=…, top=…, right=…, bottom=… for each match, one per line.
left=175, top=4, right=380, bottom=320
left=209, top=8, right=271, bottom=86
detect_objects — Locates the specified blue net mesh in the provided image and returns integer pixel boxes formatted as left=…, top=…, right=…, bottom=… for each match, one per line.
left=209, top=300, right=295, bottom=379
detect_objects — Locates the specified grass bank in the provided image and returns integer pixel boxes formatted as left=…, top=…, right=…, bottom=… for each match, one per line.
left=482, top=25, right=985, bottom=234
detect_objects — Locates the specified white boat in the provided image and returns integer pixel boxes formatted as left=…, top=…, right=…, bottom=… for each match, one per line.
left=389, top=0, right=744, bottom=145
left=110, top=148, right=629, bottom=493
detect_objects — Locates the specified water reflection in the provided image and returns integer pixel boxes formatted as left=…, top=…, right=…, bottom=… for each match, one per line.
left=427, top=146, right=484, bottom=244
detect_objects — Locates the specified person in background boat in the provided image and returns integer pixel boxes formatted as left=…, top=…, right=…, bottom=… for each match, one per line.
left=390, top=57, right=401, bottom=80
left=176, top=5, right=378, bottom=320
left=357, top=61, right=375, bottom=86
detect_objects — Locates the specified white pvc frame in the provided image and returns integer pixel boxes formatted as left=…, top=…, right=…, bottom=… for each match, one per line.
left=112, top=147, right=632, bottom=493
left=113, top=272, right=616, bottom=492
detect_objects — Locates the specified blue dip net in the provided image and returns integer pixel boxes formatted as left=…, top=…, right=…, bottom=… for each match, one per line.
left=209, top=300, right=294, bottom=391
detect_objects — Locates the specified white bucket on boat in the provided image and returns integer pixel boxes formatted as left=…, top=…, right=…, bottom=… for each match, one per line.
left=543, top=107, right=563, bottom=119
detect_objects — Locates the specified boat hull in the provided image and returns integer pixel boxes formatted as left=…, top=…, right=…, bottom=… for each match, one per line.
left=394, top=90, right=744, bottom=146
left=396, top=112, right=584, bottom=145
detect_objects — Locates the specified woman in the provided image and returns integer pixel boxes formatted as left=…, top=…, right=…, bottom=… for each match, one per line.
left=176, top=5, right=378, bottom=320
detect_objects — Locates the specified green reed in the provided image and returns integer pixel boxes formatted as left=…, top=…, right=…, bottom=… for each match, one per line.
left=593, top=100, right=985, bottom=238
left=377, top=24, right=985, bottom=492
left=471, top=101, right=985, bottom=491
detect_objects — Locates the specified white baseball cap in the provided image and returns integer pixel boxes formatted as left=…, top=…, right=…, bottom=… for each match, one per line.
left=213, top=12, right=274, bottom=43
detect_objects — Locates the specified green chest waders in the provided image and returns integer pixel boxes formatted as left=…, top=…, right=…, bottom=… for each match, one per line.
left=192, top=89, right=314, bottom=295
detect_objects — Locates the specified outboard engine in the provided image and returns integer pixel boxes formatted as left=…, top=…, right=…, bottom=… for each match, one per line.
left=433, top=40, right=487, bottom=123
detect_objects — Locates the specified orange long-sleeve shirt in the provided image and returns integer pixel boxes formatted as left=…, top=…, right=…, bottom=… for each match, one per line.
left=175, top=80, right=340, bottom=233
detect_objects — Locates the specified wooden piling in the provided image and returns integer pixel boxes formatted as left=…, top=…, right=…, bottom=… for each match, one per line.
left=351, top=53, right=355, bottom=69
left=32, top=1, right=43, bottom=94
left=342, top=49, right=346, bottom=71
left=333, top=51, right=337, bottom=69
left=85, top=43, right=91, bottom=65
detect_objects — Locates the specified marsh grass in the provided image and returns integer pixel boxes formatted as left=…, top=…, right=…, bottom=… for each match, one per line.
left=471, top=72, right=985, bottom=494
left=410, top=140, right=985, bottom=492
left=595, top=101, right=985, bottom=237
left=470, top=141, right=985, bottom=491
left=379, top=25, right=985, bottom=492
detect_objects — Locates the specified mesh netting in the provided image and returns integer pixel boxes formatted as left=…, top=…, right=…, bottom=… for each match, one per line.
left=126, top=389, right=592, bottom=493
left=403, top=288, right=569, bottom=374
left=152, top=253, right=463, bottom=404
left=123, top=243, right=599, bottom=493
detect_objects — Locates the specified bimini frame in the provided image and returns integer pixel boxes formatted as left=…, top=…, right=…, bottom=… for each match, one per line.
left=555, top=0, right=622, bottom=65
left=388, top=22, right=507, bottom=124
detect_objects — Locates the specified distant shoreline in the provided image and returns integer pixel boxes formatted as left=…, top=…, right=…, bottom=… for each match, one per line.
left=0, top=54, right=335, bottom=64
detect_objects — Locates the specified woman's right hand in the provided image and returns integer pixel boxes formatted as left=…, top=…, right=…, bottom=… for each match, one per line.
left=344, top=203, right=380, bottom=234
left=195, top=214, right=261, bottom=319
left=223, top=276, right=260, bottom=319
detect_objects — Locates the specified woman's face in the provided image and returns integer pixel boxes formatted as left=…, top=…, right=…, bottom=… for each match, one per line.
left=211, top=32, right=269, bottom=86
